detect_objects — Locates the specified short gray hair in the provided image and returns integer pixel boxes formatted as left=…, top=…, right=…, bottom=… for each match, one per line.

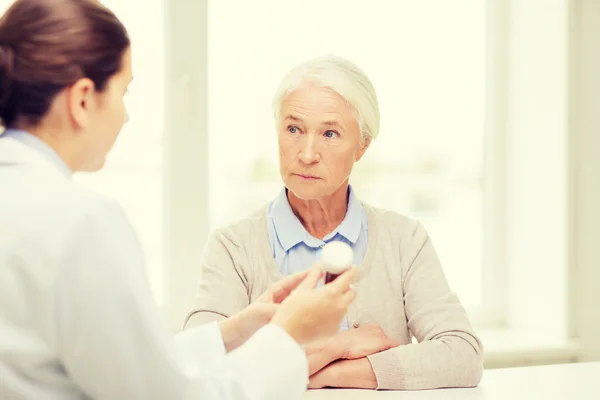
left=272, top=55, right=380, bottom=143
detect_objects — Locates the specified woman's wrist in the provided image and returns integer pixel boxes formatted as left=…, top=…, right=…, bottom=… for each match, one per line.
left=218, top=304, right=271, bottom=353
left=326, top=334, right=348, bottom=360
left=307, top=334, right=346, bottom=362
left=219, top=317, right=243, bottom=353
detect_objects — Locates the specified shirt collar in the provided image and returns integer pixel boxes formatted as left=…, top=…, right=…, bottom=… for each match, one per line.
left=271, top=185, right=364, bottom=251
left=1, top=129, right=72, bottom=178
left=336, top=186, right=363, bottom=244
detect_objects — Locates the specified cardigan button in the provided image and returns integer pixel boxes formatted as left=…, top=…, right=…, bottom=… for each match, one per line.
left=353, top=322, right=360, bottom=328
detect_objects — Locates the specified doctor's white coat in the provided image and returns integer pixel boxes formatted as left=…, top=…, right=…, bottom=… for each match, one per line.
left=0, top=132, right=308, bottom=399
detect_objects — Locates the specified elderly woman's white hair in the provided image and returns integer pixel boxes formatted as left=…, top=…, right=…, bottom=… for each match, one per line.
left=272, top=55, right=380, bottom=144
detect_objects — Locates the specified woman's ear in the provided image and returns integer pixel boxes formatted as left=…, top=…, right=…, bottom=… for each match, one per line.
left=67, top=78, right=95, bottom=129
left=356, top=136, right=372, bottom=162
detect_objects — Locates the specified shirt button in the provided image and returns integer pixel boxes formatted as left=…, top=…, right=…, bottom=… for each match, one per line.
left=353, top=322, right=360, bottom=328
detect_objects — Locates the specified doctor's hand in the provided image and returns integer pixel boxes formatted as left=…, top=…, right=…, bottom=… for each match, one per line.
left=256, top=269, right=311, bottom=304
left=271, top=265, right=358, bottom=346
left=219, top=270, right=311, bottom=352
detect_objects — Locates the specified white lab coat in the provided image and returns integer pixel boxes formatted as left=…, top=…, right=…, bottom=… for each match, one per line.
left=0, top=132, right=308, bottom=399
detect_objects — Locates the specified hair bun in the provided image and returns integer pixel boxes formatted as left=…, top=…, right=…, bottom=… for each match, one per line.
left=0, top=43, right=16, bottom=126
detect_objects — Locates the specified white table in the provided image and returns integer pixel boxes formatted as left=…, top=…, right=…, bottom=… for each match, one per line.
left=304, top=362, right=600, bottom=399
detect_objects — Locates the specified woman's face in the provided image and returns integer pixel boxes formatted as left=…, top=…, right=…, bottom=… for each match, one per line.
left=77, top=47, right=132, bottom=172
left=278, top=85, right=370, bottom=201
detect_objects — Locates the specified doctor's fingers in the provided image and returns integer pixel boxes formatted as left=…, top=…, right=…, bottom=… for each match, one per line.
left=340, top=287, right=357, bottom=307
left=323, top=279, right=356, bottom=308
left=267, top=269, right=311, bottom=302
left=324, top=266, right=358, bottom=295
left=295, top=265, right=323, bottom=291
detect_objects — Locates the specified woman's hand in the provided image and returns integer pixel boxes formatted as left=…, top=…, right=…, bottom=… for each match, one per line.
left=337, top=323, right=400, bottom=360
left=308, top=358, right=378, bottom=389
left=306, top=323, right=399, bottom=375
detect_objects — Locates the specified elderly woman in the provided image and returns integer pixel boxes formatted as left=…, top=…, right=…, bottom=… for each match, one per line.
left=185, top=55, right=483, bottom=390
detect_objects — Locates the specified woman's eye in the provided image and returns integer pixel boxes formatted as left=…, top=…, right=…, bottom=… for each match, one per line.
left=324, top=130, right=338, bottom=138
left=288, top=126, right=299, bottom=134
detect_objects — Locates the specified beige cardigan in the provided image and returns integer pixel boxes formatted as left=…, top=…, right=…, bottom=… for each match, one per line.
left=185, top=204, right=484, bottom=390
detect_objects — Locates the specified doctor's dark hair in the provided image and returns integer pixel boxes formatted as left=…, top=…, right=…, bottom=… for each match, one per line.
left=0, top=0, right=130, bottom=128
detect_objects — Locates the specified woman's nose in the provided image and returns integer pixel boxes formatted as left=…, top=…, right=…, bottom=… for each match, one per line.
left=298, top=136, right=320, bottom=164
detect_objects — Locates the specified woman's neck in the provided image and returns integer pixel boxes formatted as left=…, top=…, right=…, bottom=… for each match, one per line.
left=14, top=122, right=77, bottom=172
left=287, top=183, right=350, bottom=240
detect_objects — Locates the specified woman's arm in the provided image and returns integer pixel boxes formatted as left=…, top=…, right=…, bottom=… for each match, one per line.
left=305, top=337, right=345, bottom=375
left=304, top=221, right=482, bottom=391
left=184, top=229, right=251, bottom=329
left=366, top=222, right=484, bottom=390
left=305, top=323, right=400, bottom=377
left=308, top=358, right=377, bottom=389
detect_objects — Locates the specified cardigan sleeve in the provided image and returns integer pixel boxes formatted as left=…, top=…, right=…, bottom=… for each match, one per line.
left=183, top=229, right=251, bottom=329
left=366, top=221, right=484, bottom=390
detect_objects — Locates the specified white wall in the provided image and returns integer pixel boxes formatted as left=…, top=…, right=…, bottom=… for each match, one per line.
left=569, top=0, right=600, bottom=362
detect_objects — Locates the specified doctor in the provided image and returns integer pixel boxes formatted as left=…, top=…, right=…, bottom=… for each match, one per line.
left=0, top=0, right=357, bottom=399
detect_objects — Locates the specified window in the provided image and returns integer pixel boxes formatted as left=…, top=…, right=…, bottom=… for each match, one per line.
left=208, top=1, right=487, bottom=311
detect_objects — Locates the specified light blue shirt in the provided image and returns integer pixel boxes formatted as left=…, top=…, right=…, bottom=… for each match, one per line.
left=267, top=186, right=369, bottom=330
left=1, top=129, right=72, bottom=178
